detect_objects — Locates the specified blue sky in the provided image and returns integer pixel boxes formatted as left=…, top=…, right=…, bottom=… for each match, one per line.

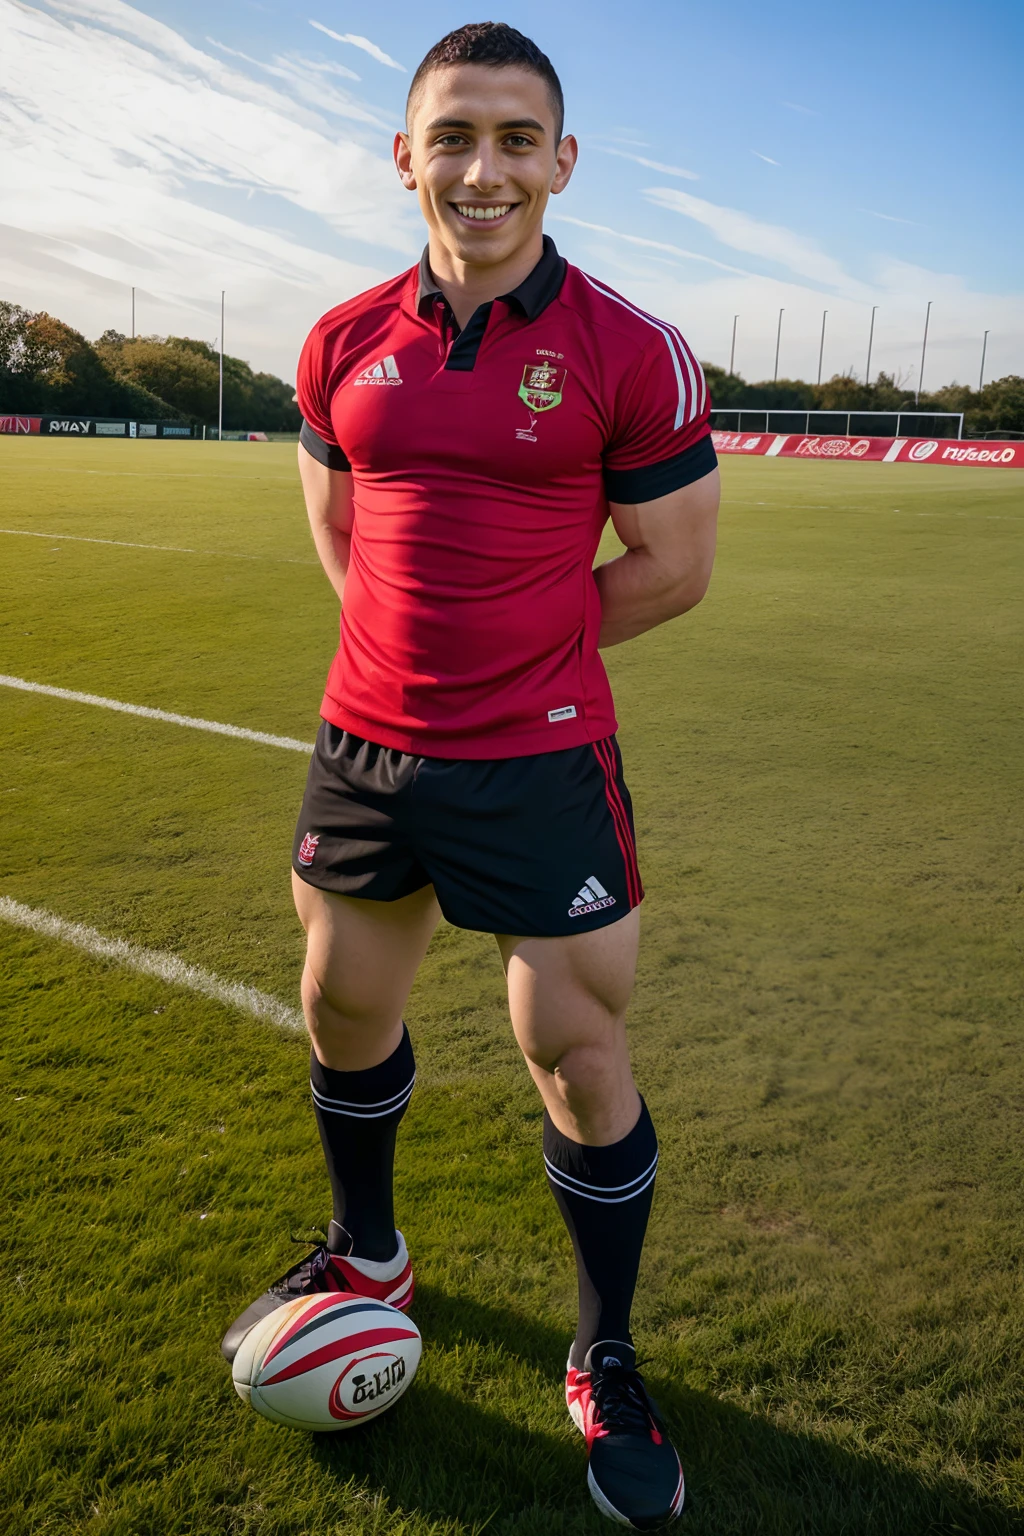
left=2, top=0, right=1022, bottom=389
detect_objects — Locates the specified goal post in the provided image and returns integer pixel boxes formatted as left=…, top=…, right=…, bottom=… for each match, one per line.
left=708, top=409, right=964, bottom=440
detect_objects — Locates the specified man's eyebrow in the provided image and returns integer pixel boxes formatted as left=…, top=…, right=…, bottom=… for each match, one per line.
left=424, top=116, right=547, bottom=133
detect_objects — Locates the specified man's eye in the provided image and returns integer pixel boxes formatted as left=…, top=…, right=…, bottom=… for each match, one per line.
left=505, top=135, right=533, bottom=148
left=437, top=134, right=466, bottom=147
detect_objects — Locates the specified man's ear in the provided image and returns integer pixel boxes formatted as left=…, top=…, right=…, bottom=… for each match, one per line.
left=551, top=134, right=579, bottom=196
left=394, top=132, right=417, bottom=190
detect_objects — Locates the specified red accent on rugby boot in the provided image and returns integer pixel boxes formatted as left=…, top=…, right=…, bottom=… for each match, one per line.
left=220, top=1229, right=413, bottom=1362
left=566, top=1343, right=685, bottom=1530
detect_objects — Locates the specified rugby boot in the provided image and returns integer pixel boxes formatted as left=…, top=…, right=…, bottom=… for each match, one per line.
left=566, top=1343, right=685, bottom=1529
left=220, top=1222, right=414, bottom=1362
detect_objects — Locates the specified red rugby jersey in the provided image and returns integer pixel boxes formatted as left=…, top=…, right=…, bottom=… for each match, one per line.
left=297, top=236, right=714, bottom=758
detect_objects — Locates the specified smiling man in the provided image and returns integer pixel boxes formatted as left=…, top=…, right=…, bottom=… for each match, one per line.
left=222, top=22, right=718, bottom=1529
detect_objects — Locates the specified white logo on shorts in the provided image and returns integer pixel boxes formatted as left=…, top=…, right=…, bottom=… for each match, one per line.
left=568, top=876, right=616, bottom=918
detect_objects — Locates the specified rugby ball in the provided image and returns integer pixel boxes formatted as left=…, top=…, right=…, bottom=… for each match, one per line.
left=231, top=1293, right=421, bottom=1431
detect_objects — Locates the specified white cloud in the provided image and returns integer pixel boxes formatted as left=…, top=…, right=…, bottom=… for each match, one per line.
left=592, top=146, right=698, bottom=181
left=0, top=0, right=420, bottom=380
left=548, top=215, right=754, bottom=277
left=643, top=186, right=861, bottom=293
left=752, top=151, right=779, bottom=166
left=782, top=101, right=817, bottom=115
left=552, top=209, right=1024, bottom=389
left=209, top=36, right=362, bottom=86
left=865, top=209, right=915, bottom=226
left=308, top=20, right=406, bottom=72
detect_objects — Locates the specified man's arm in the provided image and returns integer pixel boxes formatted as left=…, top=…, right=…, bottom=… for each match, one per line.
left=298, top=442, right=355, bottom=604
left=595, top=466, right=720, bottom=648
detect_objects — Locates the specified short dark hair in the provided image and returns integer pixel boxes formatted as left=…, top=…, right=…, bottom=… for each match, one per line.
left=407, top=22, right=564, bottom=139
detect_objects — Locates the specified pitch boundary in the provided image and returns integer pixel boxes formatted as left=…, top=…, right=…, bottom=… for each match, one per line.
left=0, top=674, right=314, bottom=753
left=0, top=896, right=303, bottom=1030
left=0, top=528, right=318, bottom=565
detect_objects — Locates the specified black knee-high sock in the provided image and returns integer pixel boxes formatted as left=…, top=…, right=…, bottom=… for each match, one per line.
left=309, top=1025, right=415, bottom=1263
left=543, top=1099, right=658, bottom=1370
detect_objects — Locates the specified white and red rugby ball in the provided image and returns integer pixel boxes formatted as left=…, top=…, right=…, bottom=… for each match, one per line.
left=232, top=1293, right=421, bottom=1431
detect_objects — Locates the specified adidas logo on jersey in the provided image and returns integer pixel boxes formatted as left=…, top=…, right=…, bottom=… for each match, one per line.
left=568, top=876, right=616, bottom=917
left=354, top=355, right=402, bottom=386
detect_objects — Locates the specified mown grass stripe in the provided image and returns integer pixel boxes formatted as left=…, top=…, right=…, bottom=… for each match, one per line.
left=0, top=674, right=314, bottom=753
left=0, top=896, right=303, bottom=1031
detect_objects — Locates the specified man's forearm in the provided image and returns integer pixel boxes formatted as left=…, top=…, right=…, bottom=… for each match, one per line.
left=594, top=548, right=709, bottom=647
left=310, top=521, right=351, bottom=605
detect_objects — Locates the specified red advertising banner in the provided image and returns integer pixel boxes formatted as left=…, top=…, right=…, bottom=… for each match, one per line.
left=0, top=416, right=41, bottom=435
left=711, top=431, right=1024, bottom=468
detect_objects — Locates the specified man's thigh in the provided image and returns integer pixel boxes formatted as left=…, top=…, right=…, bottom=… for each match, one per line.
left=294, top=877, right=440, bottom=1060
left=496, top=907, right=640, bottom=1068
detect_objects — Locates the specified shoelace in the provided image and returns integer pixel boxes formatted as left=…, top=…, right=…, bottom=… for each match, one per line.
left=590, top=1363, right=657, bottom=1437
left=277, top=1230, right=335, bottom=1295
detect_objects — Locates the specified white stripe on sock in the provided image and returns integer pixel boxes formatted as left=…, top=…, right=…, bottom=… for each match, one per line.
left=544, top=1150, right=660, bottom=1200
left=0, top=896, right=302, bottom=1030
left=310, top=1075, right=416, bottom=1117
left=545, top=1163, right=659, bottom=1204
left=0, top=675, right=314, bottom=753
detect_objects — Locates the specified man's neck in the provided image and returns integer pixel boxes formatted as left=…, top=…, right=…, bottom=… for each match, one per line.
left=426, top=231, right=545, bottom=330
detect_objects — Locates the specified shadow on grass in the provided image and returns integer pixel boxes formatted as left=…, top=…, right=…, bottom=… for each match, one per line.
left=306, top=1285, right=1012, bottom=1536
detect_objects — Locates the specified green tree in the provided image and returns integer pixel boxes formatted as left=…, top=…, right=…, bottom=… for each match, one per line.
left=99, top=332, right=301, bottom=431
left=97, top=335, right=220, bottom=422
left=0, top=304, right=169, bottom=417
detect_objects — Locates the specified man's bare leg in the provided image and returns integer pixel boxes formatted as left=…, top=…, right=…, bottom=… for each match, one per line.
left=293, top=876, right=440, bottom=1259
left=497, top=909, right=656, bottom=1368
left=293, top=874, right=440, bottom=1069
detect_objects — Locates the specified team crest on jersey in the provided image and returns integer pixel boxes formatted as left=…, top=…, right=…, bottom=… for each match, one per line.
left=518, top=361, right=566, bottom=413
left=297, top=833, right=320, bottom=866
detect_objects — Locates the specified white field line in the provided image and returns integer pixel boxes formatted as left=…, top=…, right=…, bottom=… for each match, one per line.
left=0, top=528, right=318, bottom=565
left=0, top=897, right=302, bottom=1030
left=0, top=675, right=314, bottom=753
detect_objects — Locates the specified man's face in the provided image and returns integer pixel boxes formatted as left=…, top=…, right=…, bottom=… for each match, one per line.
left=396, top=64, right=577, bottom=269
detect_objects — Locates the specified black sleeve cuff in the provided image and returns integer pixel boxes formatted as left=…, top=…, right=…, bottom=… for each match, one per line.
left=603, top=432, right=717, bottom=505
left=300, top=418, right=351, bottom=471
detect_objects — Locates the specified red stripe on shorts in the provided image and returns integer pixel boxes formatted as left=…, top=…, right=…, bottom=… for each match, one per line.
left=592, top=738, right=642, bottom=907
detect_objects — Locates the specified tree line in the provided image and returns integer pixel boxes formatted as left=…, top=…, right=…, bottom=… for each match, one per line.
left=0, top=301, right=300, bottom=432
left=703, top=363, right=1024, bottom=438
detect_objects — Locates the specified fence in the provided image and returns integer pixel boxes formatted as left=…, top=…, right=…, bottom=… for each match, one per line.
left=0, top=415, right=192, bottom=438
left=709, top=409, right=964, bottom=441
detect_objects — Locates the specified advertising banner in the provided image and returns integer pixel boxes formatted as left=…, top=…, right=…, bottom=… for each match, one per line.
left=712, top=431, right=1023, bottom=468
left=4, top=415, right=191, bottom=439
left=41, top=417, right=99, bottom=435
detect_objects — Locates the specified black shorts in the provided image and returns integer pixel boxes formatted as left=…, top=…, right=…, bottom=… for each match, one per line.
left=292, top=725, right=643, bottom=937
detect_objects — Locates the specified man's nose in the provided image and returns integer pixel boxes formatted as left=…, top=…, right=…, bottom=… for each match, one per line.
left=464, top=144, right=504, bottom=190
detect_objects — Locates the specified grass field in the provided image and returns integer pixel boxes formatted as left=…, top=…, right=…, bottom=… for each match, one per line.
left=1, top=439, right=1022, bottom=1536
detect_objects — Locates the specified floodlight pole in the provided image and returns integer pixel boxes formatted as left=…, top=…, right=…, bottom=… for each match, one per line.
left=916, top=299, right=931, bottom=406
left=817, top=310, right=827, bottom=386
left=218, top=290, right=225, bottom=443
left=729, top=314, right=738, bottom=375
left=865, top=305, right=877, bottom=386
left=774, top=308, right=784, bottom=383
left=131, top=286, right=135, bottom=340
left=979, top=329, right=989, bottom=392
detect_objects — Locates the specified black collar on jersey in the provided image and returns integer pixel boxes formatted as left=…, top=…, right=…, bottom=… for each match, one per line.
left=416, top=235, right=567, bottom=372
left=416, top=234, right=566, bottom=320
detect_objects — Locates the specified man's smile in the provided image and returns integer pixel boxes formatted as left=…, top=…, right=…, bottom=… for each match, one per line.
left=450, top=201, right=519, bottom=225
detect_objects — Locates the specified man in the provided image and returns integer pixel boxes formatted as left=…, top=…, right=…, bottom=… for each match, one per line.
left=223, top=22, right=718, bottom=1529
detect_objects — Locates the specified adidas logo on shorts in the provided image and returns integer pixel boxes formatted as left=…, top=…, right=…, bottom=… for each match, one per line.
left=568, top=876, right=616, bottom=917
